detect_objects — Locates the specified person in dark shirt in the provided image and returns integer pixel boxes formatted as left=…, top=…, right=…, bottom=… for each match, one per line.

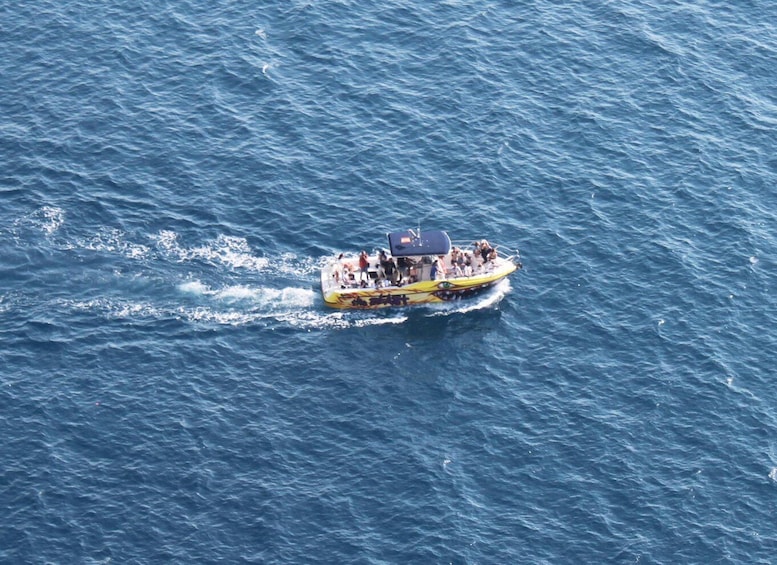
left=480, top=240, right=493, bottom=263
left=385, top=258, right=400, bottom=286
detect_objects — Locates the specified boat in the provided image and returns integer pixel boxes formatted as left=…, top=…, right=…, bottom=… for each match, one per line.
left=320, top=229, right=521, bottom=309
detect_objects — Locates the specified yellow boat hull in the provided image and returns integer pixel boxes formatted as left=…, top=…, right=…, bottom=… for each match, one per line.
left=322, top=262, right=518, bottom=310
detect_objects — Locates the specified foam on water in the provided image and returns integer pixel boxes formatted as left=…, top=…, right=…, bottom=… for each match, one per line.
left=11, top=208, right=326, bottom=292
left=55, top=264, right=418, bottom=330
left=68, top=227, right=152, bottom=259
left=178, top=280, right=211, bottom=295
left=423, top=279, right=512, bottom=317
left=63, top=294, right=409, bottom=330
left=10, top=205, right=65, bottom=238
left=153, top=230, right=269, bottom=271
left=5, top=206, right=447, bottom=330
left=39, top=206, right=65, bottom=234
left=178, top=280, right=316, bottom=307
left=274, top=252, right=325, bottom=277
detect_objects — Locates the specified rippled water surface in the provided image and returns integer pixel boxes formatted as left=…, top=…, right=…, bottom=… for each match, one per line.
left=2, top=0, right=777, bottom=562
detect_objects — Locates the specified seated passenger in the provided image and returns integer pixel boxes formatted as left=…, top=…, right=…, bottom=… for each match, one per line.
left=406, top=258, right=418, bottom=283
left=341, top=261, right=356, bottom=285
left=480, top=240, right=494, bottom=263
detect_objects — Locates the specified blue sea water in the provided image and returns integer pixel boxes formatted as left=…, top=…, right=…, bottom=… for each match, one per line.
left=2, top=0, right=777, bottom=562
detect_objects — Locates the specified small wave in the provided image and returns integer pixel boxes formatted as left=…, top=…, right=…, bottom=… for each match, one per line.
left=178, top=280, right=316, bottom=308
left=151, top=231, right=328, bottom=276
left=67, top=227, right=151, bottom=259
left=63, top=295, right=404, bottom=330
left=769, top=468, right=777, bottom=482
left=184, top=307, right=261, bottom=326
left=273, top=253, right=326, bottom=277
left=153, top=231, right=269, bottom=271
left=40, top=206, right=65, bottom=234
left=215, top=285, right=316, bottom=308
left=13, top=215, right=319, bottom=279
left=67, top=298, right=163, bottom=320
left=178, top=280, right=211, bottom=295
left=12, top=206, right=65, bottom=236
left=215, top=285, right=259, bottom=301
left=64, top=297, right=256, bottom=325
left=353, top=314, right=408, bottom=327
left=274, top=309, right=408, bottom=329
left=423, top=279, right=512, bottom=317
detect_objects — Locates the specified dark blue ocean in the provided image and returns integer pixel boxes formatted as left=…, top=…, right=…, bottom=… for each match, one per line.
left=2, top=1, right=777, bottom=562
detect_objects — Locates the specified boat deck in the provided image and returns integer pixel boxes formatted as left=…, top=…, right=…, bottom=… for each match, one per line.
left=321, top=252, right=516, bottom=293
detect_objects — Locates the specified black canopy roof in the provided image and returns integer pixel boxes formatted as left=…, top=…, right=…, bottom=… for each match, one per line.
left=387, top=229, right=451, bottom=257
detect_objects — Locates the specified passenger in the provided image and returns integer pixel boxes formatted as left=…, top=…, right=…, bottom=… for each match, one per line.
left=407, top=258, right=418, bottom=283
left=397, top=256, right=409, bottom=279
left=430, top=258, right=445, bottom=281
left=438, top=255, right=448, bottom=276
left=438, top=258, right=447, bottom=280
left=358, top=250, right=369, bottom=282
left=463, top=252, right=473, bottom=276
left=450, top=246, right=460, bottom=266
left=480, top=240, right=493, bottom=264
left=387, top=258, right=400, bottom=286
left=341, top=260, right=355, bottom=286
